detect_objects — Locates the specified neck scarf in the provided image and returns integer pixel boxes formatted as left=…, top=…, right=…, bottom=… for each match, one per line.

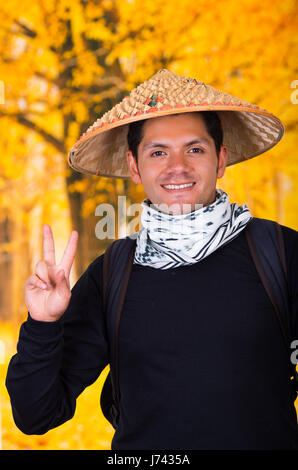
left=133, top=188, right=252, bottom=269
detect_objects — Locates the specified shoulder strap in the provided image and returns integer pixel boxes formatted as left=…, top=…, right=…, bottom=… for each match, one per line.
left=245, top=217, right=291, bottom=351
left=245, top=217, right=298, bottom=391
left=100, top=236, right=136, bottom=427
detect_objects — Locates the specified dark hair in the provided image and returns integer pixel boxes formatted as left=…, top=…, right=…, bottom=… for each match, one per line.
left=127, top=111, right=223, bottom=163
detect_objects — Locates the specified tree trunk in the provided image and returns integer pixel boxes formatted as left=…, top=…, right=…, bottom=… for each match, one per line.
left=0, top=217, right=12, bottom=322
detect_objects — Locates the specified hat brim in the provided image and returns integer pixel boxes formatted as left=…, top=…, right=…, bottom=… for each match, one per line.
left=68, top=105, right=284, bottom=179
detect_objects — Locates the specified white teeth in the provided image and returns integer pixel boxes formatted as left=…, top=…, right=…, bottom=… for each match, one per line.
left=162, top=182, right=195, bottom=189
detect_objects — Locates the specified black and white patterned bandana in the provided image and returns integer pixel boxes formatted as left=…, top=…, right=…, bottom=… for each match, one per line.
left=133, top=188, right=252, bottom=269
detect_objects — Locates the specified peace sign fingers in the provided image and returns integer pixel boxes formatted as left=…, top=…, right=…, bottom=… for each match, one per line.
left=27, top=225, right=79, bottom=322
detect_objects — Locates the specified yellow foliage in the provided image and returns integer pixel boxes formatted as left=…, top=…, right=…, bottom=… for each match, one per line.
left=0, top=0, right=298, bottom=450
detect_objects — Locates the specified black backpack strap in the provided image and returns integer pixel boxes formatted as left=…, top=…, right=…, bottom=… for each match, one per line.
left=245, top=216, right=297, bottom=364
left=100, top=236, right=137, bottom=428
left=245, top=218, right=297, bottom=392
left=245, top=218, right=290, bottom=349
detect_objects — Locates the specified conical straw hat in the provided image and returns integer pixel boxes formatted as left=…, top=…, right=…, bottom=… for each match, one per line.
left=68, top=69, right=284, bottom=179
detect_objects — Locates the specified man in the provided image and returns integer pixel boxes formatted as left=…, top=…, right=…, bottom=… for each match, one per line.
left=6, top=70, right=298, bottom=449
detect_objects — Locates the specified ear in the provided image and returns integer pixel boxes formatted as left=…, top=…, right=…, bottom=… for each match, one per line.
left=126, top=150, right=142, bottom=184
left=216, top=145, right=228, bottom=179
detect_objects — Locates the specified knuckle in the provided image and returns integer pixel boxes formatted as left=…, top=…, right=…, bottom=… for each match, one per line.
left=35, top=260, right=49, bottom=276
left=34, top=260, right=44, bottom=271
left=26, top=274, right=38, bottom=287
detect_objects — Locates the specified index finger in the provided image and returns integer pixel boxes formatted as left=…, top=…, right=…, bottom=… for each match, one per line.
left=43, top=224, right=56, bottom=266
left=59, top=230, right=79, bottom=276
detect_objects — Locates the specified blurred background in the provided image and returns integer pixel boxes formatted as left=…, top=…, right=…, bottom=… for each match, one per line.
left=0, top=0, right=297, bottom=450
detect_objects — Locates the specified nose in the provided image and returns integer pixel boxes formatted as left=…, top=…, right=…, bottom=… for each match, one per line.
left=166, top=149, right=191, bottom=174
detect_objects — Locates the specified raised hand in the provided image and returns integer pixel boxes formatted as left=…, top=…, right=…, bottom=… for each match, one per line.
left=25, top=224, right=79, bottom=322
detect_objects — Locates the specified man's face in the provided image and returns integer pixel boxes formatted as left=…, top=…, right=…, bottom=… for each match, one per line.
left=126, top=113, right=227, bottom=214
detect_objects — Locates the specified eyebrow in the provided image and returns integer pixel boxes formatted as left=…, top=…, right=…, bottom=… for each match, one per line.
left=142, top=138, right=211, bottom=150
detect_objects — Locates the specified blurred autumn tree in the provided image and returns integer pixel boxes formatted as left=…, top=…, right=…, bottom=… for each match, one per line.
left=0, top=0, right=297, bottom=322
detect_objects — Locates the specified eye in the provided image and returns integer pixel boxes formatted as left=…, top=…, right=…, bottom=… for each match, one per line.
left=151, top=150, right=165, bottom=157
left=189, top=147, right=204, bottom=154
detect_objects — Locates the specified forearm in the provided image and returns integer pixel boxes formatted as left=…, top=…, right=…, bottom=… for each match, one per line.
left=5, top=314, right=77, bottom=435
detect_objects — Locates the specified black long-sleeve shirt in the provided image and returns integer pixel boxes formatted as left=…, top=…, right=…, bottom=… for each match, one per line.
left=5, top=224, right=298, bottom=449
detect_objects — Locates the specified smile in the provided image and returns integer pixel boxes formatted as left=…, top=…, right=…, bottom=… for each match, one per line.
left=161, top=182, right=196, bottom=190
